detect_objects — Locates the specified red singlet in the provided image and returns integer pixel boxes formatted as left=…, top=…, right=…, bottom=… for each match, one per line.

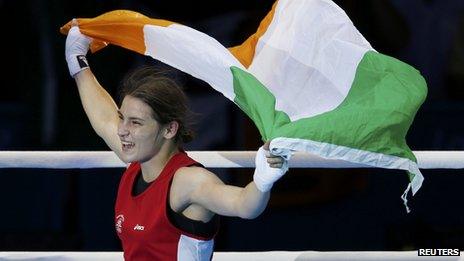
left=115, top=151, right=217, bottom=261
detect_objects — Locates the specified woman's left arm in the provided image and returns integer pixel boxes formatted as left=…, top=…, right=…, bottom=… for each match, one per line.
left=174, top=145, right=287, bottom=219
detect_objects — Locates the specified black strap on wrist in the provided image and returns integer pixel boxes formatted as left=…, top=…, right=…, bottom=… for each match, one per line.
left=77, top=55, right=89, bottom=69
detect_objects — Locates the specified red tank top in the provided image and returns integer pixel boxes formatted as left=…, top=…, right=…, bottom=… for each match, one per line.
left=114, top=151, right=217, bottom=261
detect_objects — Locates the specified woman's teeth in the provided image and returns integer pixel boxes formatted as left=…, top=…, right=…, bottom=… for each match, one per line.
left=122, top=142, right=134, bottom=149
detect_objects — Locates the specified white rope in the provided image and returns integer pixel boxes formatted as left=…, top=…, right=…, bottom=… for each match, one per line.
left=0, top=151, right=463, bottom=169
left=0, top=251, right=462, bottom=261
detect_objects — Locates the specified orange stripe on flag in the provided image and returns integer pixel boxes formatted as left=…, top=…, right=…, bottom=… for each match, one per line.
left=60, top=10, right=175, bottom=55
left=228, top=2, right=277, bottom=68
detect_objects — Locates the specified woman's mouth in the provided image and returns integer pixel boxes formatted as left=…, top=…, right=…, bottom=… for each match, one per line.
left=121, top=141, right=135, bottom=151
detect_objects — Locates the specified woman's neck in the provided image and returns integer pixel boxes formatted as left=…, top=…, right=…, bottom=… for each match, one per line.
left=140, top=141, right=179, bottom=183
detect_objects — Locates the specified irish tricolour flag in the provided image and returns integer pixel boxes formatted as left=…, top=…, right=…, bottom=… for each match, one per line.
left=61, top=0, right=427, bottom=211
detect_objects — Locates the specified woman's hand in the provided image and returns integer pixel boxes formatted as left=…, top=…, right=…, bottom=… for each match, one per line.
left=65, top=20, right=92, bottom=77
left=263, top=141, right=285, bottom=168
left=253, top=141, right=289, bottom=192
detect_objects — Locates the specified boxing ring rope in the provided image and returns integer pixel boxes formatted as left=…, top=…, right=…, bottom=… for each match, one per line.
left=0, top=151, right=463, bottom=169
left=0, top=151, right=463, bottom=260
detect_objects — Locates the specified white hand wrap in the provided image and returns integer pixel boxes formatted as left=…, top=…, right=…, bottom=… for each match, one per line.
left=65, top=26, right=91, bottom=77
left=253, top=146, right=289, bottom=192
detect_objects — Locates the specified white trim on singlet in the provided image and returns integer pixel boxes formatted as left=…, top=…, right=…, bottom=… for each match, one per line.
left=177, top=234, right=214, bottom=261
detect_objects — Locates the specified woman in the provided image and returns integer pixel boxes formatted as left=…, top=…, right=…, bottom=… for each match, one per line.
left=65, top=25, right=288, bottom=260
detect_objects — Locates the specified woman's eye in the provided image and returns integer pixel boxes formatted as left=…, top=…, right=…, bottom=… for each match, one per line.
left=132, top=121, right=141, bottom=125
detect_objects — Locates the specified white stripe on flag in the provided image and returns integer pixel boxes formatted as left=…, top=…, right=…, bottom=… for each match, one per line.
left=249, top=0, right=374, bottom=120
left=143, top=24, right=244, bottom=101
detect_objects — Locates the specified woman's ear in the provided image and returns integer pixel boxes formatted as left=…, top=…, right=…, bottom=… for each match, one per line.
left=164, top=121, right=179, bottom=140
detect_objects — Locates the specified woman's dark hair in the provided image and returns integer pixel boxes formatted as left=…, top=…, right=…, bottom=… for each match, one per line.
left=119, top=66, right=195, bottom=145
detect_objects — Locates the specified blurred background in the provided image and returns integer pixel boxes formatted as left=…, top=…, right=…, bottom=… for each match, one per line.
left=1, top=0, right=463, bottom=252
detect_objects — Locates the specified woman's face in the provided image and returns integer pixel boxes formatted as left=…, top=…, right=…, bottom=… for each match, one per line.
left=117, top=95, right=165, bottom=163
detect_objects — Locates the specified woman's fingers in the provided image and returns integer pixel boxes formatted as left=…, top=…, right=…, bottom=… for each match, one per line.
left=269, top=163, right=283, bottom=168
left=262, top=141, right=286, bottom=168
left=266, top=156, right=282, bottom=164
left=266, top=155, right=284, bottom=168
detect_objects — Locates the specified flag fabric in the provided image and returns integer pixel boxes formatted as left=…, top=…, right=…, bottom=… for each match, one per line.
left=61, top=0, right=427, bottom=211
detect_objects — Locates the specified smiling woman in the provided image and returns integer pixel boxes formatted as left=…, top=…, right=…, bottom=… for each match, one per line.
left=118, top=66, right=195, bottom=145
left=65, top=24, right=288, bottom=261
left=115, top=66, right=195, bottom=164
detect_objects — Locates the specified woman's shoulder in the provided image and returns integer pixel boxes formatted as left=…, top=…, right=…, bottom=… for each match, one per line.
left=175, top=165, right=211, bottom=179
left=173, top=166, right=221, bottom=189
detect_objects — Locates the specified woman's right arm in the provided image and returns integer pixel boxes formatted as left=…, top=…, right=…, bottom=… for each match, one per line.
left=65, top=24, right=123, bottom=159
left=74, top=70, right=123, bottom=158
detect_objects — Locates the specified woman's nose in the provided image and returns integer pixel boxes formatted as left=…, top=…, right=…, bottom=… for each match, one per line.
left=117, top=122, right=129, bottom=137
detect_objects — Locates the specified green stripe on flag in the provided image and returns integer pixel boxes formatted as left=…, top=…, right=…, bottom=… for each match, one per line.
left=231, top=51, right=427, bottom=162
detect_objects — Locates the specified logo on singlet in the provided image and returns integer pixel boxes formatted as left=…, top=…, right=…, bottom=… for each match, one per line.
left=133, top=224, right=145, bottom=231
left=115, top=214, right=125, bottom=234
